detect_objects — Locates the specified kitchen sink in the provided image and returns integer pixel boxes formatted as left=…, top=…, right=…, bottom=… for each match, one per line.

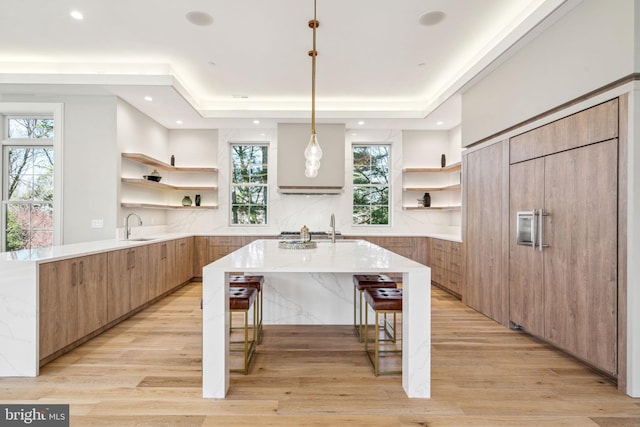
left=126, top=237, right=157, bottom=241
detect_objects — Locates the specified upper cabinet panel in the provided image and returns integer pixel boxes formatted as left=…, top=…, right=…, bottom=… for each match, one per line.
left=510, top=99, right=618, bottom=164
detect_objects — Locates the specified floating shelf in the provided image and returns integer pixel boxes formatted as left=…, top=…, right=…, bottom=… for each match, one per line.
left=402, top=206, right=461, bottom=211
left=121, top=178, right=217, bottom=191
left=403, top=183, right=461, bottom=192
left=402, top=162, right=462, bottom=173
left=121, top=203, right=218, bottom=210
left=122, top=153, right=217, bottom=173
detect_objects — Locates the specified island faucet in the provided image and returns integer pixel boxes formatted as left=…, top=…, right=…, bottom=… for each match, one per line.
left=329, top=213, right=336, bottom=243
left=125, top=213, right=142, bottom=240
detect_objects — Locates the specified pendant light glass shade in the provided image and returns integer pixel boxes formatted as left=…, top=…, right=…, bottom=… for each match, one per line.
left=304, top=132, right=322, bottom=177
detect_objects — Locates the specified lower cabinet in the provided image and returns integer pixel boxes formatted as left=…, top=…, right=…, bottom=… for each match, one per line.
left=428, top=238, right=463, bottom=297
left=148, top=240, right=176, bottom=299
left=107, top=246, right=149, bottom=322
left=39, top=253, right=108, bottom=360
left=193, top=236, right=264, bottom=278
left=175, top=237, right=194, bottom=285
left=346, top=236, right=426, bottom=264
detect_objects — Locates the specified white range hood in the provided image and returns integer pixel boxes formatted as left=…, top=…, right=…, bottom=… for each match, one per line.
left=277, top=123, right=345, bottom=194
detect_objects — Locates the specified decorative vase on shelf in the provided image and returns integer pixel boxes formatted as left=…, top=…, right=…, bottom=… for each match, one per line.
left=170, top=154, right=175, bottom=166
left=440, top=153, right=446, bottom=168
left=195, top=194, right=201, bottom=206
left=182, top=196, right=192, bottom=206
left=423, top=193, right=431, bottom=207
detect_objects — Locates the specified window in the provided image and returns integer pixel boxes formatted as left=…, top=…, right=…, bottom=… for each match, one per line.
left=352, top=144, right=390, bottom=225
left=3, top=118, right=55, bottom=251
left=230, top=143, right=268, bottom=225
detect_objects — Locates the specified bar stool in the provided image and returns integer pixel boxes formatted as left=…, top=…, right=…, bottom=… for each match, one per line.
left=229, top=275, right=264, bottom=343
left=364, top=287, right=403, bottom=376
left=352, top=274, right=397, bottom=342
left=229, top=287, right=258, bottom=374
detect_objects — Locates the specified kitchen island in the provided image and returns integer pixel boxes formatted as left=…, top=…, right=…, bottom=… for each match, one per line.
left=202, top=239, right=431, bottom=399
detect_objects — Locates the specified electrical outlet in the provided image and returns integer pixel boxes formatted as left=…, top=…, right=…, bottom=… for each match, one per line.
left=91, top=219, right=104, bottom=228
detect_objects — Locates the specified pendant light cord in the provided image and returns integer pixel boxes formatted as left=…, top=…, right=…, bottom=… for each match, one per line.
left=309, top=0, right=318, bottom=135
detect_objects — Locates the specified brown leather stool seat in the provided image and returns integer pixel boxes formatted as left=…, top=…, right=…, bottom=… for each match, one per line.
left=229, top=275, right=264, bottom=342
left=229, top=286, right=258, bottom=374
left=352, top=274, right=397, bottom=342
left=363, top=287, right=403, bottom=376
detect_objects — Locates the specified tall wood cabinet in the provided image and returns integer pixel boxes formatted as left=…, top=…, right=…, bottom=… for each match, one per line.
left=509, top=102, right=619, bottom=376
left=463, top=140, right=510, bottom=325
left=39, top=253, right=108, bottom=360
left=464, top=97, right=622, bottom=378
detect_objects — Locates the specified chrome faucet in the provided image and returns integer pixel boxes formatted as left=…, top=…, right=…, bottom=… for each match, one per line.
left=125, top=213, right=142, bottom=240
left=329, top=213, right=336, bottom=243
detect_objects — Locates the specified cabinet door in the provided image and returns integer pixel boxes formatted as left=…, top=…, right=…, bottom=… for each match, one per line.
left=175, top=237, right=194, bottom=285
left=509, top=158, right=545, bottom=336
left=129, top=246, right=149, bottom=309
left=193, top=236, right=210, bottom=279
left=543, top=139, right=618, bottom=374
left=464, top=141, right=509, bottom=325
left=107, top=249, right=131, bottom=322
left=147, top=243, right=165, bottom=299
left=76, top=254, right=108, bottom=338
left=39, top=260, right=77, bottom=359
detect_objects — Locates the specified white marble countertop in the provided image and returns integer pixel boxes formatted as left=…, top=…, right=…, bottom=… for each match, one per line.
left=0, top=233, right=193, bottom=263
left=0, top=232, right=460, bottom=264
left=209, top=239, right=428, bottom=272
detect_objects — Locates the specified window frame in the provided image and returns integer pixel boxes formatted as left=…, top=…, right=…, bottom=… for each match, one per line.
left=351, top=143, right=391, bottom=227
left=229, top=142, right=269, bottom=226
left=0, top=104, right=63, bottom=251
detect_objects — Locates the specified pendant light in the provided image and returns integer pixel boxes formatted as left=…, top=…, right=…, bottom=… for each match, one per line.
left=304, top=0, right=322, bottom=178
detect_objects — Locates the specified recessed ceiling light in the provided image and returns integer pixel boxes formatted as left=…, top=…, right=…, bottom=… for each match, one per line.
left=70, top=10, right=84, bottom=20
left=419, top=11, right=446, bottom=27
left=176, top=120, right=183, bottom=125
left=253, top=120, right=260, bottom=125
left=232, top=95, right=249, bottom=99
left=357, top=121, right=365, bottom=126
left=186, top=11, right=213, bottom=26
left=144, top=96, right=153, bottom=101
left=436, top=121, right=444, bottom=126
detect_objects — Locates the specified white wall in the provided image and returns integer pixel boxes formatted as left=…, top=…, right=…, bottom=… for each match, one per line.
left=461, top=0, right=636, bottom=146
left=62, top=96, right=118, bottom=244
left=165, top=127, right=462, bottom=237
left=117, top=99, right=169, bottom=235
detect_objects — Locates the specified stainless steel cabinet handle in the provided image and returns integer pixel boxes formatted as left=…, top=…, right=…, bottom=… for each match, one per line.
left=538, top=209, right=550, bottom=251
left=531, top=209, right=537, bottom=251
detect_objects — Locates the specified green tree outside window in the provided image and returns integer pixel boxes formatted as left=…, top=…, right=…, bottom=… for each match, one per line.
left=353, top=145, right=390, bottom=225
left=230, top=144, right=268, bottom=225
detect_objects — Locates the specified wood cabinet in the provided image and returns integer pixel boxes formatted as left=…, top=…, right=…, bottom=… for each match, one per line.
left=428, top=238, right=463, bottom=297
left=175, top=237, right=194, bottom=285
left=193, top=236, right=264, bottom=278
left=345, top=236, right=427, bottom=265
left=509, top=139, right=618, bottom=375
left=148, top=240, right=176, bottom=299
left=107, top=246, right=149, bottom=322
left=39, top=253, right=107, bottom=360
left=463, top=140, right=510, bottom=325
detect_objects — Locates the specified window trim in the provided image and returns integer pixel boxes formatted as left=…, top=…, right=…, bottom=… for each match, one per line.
left=351, top=142, right=391, bottom=227
left=0, top=104, right=63, bottom=250
left=228, top=141, right=269, bottom=226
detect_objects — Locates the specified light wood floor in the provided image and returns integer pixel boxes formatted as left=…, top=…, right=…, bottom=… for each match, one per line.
left=1, top=282, right=639, bottom=426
